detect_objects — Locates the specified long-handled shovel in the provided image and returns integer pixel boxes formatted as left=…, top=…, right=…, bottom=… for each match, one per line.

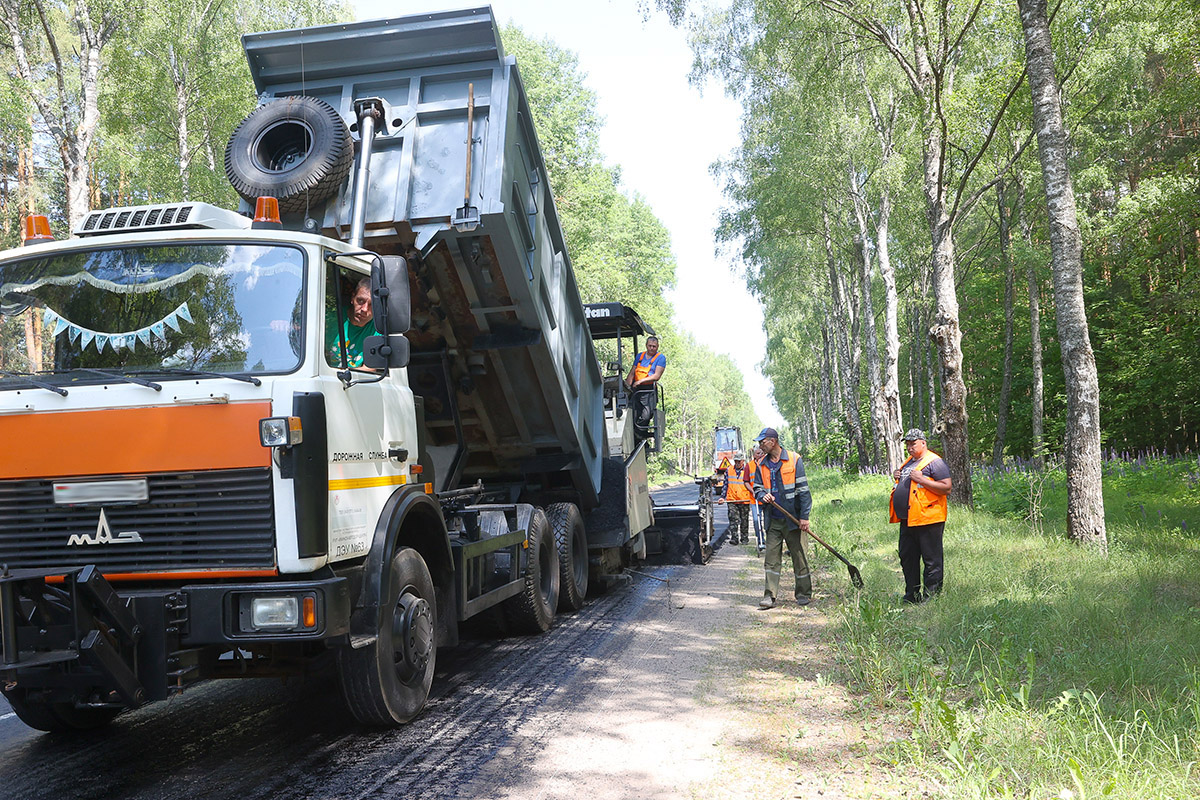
left=765, top=500, right=865, bottom=589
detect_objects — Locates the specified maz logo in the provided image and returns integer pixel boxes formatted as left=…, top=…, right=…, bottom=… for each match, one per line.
left=67, top=509, right=143, bottom=546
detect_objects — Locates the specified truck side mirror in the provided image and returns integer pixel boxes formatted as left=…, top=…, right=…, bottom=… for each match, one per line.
left=363, top=333, right=410, bottom=369
left=370, top=255, right=411, bottom=335
left=363, top=255, right=412, bottom=370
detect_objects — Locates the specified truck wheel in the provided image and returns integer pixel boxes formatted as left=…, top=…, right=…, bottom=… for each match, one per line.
left=547, top=502, right=589, bottom=612
left=503, top=508, right=560, bottom=633
left=225, top=96, right=353, bottom=214
left=1, top=688, right=119, bottom=733
left=338, top=548, right=437, bottom=726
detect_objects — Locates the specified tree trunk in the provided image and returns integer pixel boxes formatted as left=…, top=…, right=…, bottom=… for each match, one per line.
left=992, top=179, right=1016, bottom=467
left=1015, top=170, right=1046, bottom=468
left=875, top=192, right=905, bottom=471
left=820, top=300, right=834, bottom=427
left=1018, top=0, right=1106, bottom=550
left=921, top=119, right=973, bottom=505
left=170, top=44, right=192, bottom=197
left=823, top=204, right=868, bottom=469
left=849, top=162, right=885, bottom=468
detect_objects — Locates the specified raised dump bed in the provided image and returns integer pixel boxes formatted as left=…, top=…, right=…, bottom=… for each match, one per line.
left=243, top=8, right=605, bottom=505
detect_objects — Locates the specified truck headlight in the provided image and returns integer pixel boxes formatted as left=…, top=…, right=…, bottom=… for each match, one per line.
left=260, top=416, right=303, bottom=447
left=239, top=593, right=319, bottom=633
left=251, top=597, right=298, bottom=628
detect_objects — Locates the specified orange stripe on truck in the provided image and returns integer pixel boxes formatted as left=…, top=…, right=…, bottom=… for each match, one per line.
left=0, top=403, right=272, bottom=479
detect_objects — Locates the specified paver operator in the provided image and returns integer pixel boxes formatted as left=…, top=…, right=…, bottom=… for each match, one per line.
left=624, top=335, right=665, bottom=427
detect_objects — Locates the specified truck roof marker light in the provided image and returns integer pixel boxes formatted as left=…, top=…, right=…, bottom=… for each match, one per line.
left=252, top=196, right=282, bottom=230
left=22, top=215, right=54, bottom=246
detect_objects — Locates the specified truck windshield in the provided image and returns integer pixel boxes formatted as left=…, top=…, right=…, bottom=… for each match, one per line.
left=714, top=428, right=741, bottom=453
left=0, top=243, right=304, bottom=385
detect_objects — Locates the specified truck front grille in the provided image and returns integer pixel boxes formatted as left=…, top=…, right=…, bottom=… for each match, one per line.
left=0, top=468, right=276, bottom=573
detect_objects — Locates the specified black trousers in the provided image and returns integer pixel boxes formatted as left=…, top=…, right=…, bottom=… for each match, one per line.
left=898, top=520, right=945, bottom=601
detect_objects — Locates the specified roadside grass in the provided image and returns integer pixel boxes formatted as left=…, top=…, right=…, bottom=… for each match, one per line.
left=805, top=461, right=1200, bottom=799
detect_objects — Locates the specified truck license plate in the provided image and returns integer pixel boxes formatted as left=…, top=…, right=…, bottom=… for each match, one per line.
left=52, top=479, right=149, bottom=506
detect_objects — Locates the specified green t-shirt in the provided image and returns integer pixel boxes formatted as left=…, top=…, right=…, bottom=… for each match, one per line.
left=326, top=315, right=379, bottom=367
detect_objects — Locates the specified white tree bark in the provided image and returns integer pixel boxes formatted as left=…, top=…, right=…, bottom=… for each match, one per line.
left=1018, top=0, right=1106, bottom=550
left=861, top=77, right=905, bottom=471
left=849, top=161, right=886, bottom=468
left=992, top=179, right=1016, bottom=467
left=823, top=203, right=868, bottom=468
left=1015, top=169, right=1046, bottom=468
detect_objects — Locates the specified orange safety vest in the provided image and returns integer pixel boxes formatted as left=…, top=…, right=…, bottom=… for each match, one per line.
left=755, top=450, right=808, bottom=518
left=633, top=351, right=662, bottom=383
left=725, top=463, right=754, bottom=503
left=889, top=449, right=949, bottom=525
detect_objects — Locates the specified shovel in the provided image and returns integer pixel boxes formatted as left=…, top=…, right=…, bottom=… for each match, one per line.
left=764, top=499, right=865, bottom=589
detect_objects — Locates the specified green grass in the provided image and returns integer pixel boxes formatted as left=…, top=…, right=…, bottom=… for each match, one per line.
left=805, top=462, right=1200, bottom=799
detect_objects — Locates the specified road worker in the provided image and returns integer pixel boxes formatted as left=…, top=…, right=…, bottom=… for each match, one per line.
left=890, top=429, right=952, bottom=603
left=749, top=444, right=767, bottom=552
left=717, top=451, right=754, bottom=544
left=624, top=336, right=665, bottom=430
left=752, top=428, right=814, bottom=609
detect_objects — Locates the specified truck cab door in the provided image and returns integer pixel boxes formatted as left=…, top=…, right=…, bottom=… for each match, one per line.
left=320, top=258, right=417, bottom=563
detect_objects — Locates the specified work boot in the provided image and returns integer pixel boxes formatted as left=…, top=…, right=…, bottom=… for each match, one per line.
left=795, top=594, right=811, bottom=606
left=758, top=594, right=776, bottom=610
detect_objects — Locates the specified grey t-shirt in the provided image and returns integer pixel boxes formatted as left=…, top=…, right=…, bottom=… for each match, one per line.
left=892, top=454, right=950, bottom=520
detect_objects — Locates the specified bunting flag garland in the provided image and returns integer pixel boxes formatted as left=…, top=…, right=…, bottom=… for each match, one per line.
left=40, top=302, right=193, bottom=354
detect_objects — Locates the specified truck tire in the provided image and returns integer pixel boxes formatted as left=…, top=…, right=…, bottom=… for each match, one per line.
left=337, top=548, right=437, bottom=726
left=1, top=688, right=119, bottom=733
left=225, top=96, right=353, bottom=214
left=546, top=502, right=588, bottom=612
left=502, top=508, right=560, bottom=633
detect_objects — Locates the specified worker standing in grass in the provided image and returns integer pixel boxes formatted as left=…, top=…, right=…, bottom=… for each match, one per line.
left=717, top=451, right=754, bottom=544
left=752, top=428, right=813, bottom=609
left=890, top=429, right=952, bottom=603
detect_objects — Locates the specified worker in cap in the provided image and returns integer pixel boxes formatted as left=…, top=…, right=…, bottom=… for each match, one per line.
left=717, top=450, right=754, bottom=545
left=890, top=429, right=952, bottom=603
left=751, top=427, right=814, bottom=609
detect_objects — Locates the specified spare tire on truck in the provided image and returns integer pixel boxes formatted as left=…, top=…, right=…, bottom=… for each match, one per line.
left=224, top=96, right=353, bottom=214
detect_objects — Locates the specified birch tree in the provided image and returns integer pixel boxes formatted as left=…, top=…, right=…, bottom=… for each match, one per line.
left=1, top=0, right=118, bottom=230
left=1016, top=0, right=1106, bottom=550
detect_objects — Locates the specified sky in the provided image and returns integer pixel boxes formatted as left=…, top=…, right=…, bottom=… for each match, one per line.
left=353, top=0, right=783, bottom=428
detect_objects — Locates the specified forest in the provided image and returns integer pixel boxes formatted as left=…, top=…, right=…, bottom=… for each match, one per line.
left=655, top=0, right=1199, bottom=483
left=0, top=0, right=760, bottom=478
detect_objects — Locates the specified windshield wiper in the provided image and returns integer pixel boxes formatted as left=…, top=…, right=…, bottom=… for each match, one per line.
left=0, top=370, right=69, bottom=397
left=128, top=368, right=262, bottom=387
left=65, top=367, right=162, bottom=392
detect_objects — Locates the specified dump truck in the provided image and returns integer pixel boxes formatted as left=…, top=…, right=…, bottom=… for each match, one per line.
left=0, top=7, right=656, bottom=732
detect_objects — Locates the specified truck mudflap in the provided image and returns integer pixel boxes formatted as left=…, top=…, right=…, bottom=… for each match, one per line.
left=0, top=565, right=148, bottom=708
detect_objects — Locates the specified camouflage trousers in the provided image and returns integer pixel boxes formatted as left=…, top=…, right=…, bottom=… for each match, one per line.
left=727, top=502, right=751, bottom=543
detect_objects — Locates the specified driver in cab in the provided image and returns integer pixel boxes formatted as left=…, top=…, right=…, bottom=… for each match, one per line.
left=328, top=276, right=378, bottom=368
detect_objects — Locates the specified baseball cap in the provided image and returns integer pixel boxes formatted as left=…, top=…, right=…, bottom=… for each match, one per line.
left=756, top=427, right=779, bottom=441
left=903, top=428, right=927, bottom=442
